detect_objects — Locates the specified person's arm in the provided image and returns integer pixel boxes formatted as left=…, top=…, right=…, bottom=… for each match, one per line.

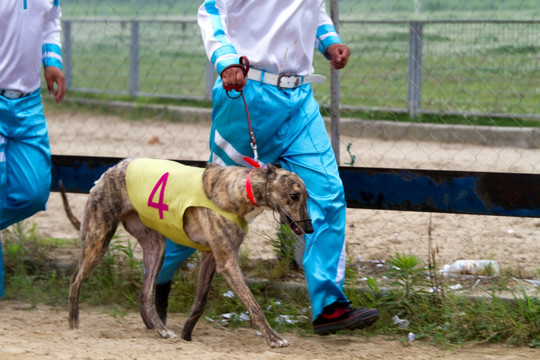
left=316, top=2, right=350, bottom=70
left=198, top=0, right=246, bottom=89
left=42, top=0, right=65, bottom=103
left=198, top=0, right=240, bottom=76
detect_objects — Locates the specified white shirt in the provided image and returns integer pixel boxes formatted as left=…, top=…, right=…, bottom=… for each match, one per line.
left=198, top=0, right=341, bottom=76
left=0, top=0, right=63, bottom=93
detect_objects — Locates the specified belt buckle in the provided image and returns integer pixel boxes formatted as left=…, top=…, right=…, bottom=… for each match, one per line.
left=1, top=90, right=24, bottom=99
left=277, top=74, right=300, bottom=89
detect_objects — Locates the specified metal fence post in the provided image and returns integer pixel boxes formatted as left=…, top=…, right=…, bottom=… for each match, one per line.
left=129, top=20, right=139, bottom=97
left=407, top=21, right=423, bottom=118
left=330, top=0, right=341, bottom=163
left=63, top=20, right=72, bottom=90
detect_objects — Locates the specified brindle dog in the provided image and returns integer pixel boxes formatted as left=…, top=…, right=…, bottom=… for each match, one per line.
left=61, top=159, right=313, bottom=348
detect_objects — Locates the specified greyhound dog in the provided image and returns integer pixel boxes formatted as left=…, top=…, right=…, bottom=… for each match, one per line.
left=61, top=158, right=313, bottom=348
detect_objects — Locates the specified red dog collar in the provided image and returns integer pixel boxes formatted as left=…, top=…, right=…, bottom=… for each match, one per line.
left=243, top=156, right=261, bottom=207
left=246, top=170, right=258, bottom=207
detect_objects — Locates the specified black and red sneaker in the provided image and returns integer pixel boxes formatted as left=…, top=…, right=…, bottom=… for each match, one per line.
left=313, top=303, right=380, bottom=335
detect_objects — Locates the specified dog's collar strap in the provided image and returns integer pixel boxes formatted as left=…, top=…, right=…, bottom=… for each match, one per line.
left=246, top=170, right=259, bottom=207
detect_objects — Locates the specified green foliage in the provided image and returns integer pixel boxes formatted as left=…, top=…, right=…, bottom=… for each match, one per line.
left=380, top=253, right=440, bottom=335
left=263, top=224, right=301, bottom=279
left=427, top=289, right=539, bottom=346
left=385, top=253, right=431, bottom=299
left=81, top=237, right=144, bottom=307
left=345, top=253, right=540, bottom=347
left=1, top=222, right=72, bottom=305
left=510, top=278, right=540, bottom=341
left=2, top=221, right=538, bottom=348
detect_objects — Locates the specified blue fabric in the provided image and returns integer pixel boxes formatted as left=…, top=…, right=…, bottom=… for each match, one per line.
left=157, top=78, right=350, bottom=320
left=0, top=235, right=4, bottom=298
left=0, top=90, right=51, bottom=297
left=156, top=238, right=196, bottom=285
left=42, top=44, right=63, bottom=70
left=0, top=90, right=51, bottom=230
left=210, top=78, right=349, bottom=320
left=204, top=1, right=238, bottom=74
left=316, top=24, right=341, bottom=54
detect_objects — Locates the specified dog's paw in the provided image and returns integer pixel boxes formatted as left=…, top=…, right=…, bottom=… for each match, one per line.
left=270, top=338, right=290, bottom=348
left=158, top=329, right=178, bottom=339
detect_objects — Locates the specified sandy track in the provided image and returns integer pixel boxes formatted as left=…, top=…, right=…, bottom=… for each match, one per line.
left=1, top=106, right=538, bottom=359
left=0, top=300, right=537, bottom=360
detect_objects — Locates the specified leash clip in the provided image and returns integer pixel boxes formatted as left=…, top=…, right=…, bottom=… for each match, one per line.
left=250, top=143, right=259, bottom=163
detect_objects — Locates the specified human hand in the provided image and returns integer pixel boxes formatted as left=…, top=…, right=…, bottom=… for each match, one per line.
left=327, top=44, right=351, bottom=70
left=44, top=66, right=65, bottom=103
left=221, top=66, right=248, bottom=91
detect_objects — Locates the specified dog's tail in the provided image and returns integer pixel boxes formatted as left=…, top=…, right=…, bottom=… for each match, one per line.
left=59, top=180, right=81, bottom=231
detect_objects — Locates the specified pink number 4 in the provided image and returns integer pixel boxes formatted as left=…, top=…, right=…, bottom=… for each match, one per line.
left=147, top=172, right=169, bottom=219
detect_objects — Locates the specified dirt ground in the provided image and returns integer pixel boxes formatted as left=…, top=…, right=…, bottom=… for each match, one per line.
left=37, top=106, right=540, bottom=279
left=0, top=300, right=538, bottom=360
left=1, top=106, right=539, bottom=358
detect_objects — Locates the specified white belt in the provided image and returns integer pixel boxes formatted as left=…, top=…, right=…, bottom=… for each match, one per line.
left=247, top=68, right=326, bottom=89
left=0, top=89, right=31, bottom=99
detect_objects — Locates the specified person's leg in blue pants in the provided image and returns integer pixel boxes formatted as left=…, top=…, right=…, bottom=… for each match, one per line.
left=152, top=239, right=196, bottom=323
left=152, top=78, right=377, bottom=330
left=0, top=92, right=51, bottom=298
left=156, top=240, right=197, bottom=285
left=209, top=79, right=350, bottom=321
left=0, top=237, right=4, bottom=298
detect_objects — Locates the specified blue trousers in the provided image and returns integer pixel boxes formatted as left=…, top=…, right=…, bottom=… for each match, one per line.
left=158, top=78, right=349, bottom=320
left=0, top=90, right=51, bottom=298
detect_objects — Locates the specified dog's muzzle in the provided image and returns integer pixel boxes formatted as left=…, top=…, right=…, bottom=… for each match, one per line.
left=286, top=216, right=313, bottom=235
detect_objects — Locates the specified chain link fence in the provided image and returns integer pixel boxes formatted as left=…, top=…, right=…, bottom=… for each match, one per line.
left=36, top=1, right=540, bottom=282
left=62, top=18, right=540, bottom=118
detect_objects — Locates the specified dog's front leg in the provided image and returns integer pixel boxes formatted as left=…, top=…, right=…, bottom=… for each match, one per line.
left=218, top=258, right=290, bottom=348
left=181, top=251, right=216, bottom=341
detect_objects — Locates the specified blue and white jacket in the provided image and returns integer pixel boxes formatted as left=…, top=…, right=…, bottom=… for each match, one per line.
left=197, top=0, right=342, bottom=76
left=0, top=0, right=63, bottom=93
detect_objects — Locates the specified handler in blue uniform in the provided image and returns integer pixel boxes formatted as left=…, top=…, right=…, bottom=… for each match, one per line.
left=154, top=0, right=379, bottom=335
left=0, top=0, right=65, bottom=298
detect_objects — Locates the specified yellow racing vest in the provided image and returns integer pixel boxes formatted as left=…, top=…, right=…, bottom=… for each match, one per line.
left=126, top=158, right=248, bottom=251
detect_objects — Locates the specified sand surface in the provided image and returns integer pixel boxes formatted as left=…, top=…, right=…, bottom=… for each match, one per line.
left=1, top=106, right=538, bottom=359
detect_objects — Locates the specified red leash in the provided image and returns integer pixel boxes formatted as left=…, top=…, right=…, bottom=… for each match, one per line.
left=223, top=56, right=259, bottom=163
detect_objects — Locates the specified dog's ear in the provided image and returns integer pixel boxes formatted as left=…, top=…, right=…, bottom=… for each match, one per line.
left=264, top=164, right=278, bottom=181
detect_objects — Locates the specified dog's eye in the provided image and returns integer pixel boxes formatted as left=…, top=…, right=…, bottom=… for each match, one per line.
left=289, top=193, right=299, bottom=201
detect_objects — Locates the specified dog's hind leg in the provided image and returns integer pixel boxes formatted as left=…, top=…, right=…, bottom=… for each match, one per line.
left=68, top=217, right=118, bottom=330
left=122, top=213, right=176, bottom=339
left=181, top=250, right=216, bottom=341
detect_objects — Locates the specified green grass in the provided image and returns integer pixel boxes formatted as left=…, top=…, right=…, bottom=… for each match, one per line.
left=63, top=1, right=540, bottom=20
left=56, top=2, right=540, bottom=124
left=1, top=221, right=538, bottom=348
left=64, top=20, right=540, bottom=118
